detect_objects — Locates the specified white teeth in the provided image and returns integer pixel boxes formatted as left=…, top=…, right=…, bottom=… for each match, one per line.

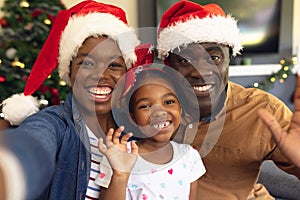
left=88, top=87, right=112, bottom=96
left=193, top=85, right=212, bottom=92
left=152, top=121, right=170, bottom=129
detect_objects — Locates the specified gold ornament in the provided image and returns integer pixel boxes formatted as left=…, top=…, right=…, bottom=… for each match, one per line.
left=11, top=58, right=25, bottom=68
left=19, top=0, right=30, bottom=8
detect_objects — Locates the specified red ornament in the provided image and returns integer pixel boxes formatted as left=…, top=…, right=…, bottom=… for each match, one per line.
left=0, top=18, right=9, bottom=27
left=50, top=88, right=60, bottom=105
left=31, top=9, right=45, bottom=18
left=0, top=75, right=6, bottom=82
left=38, top=85, right=49, bottom=94
left=21, top=75, right=28, bottom=81
left=47, top=14, right=55, bottom=23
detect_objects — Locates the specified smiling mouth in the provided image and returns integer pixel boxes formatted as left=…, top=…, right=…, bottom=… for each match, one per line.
left=88, top=86, right=112, bottom=98
left=151, top=121, right=170, bottom=130
left=193, top=85, right=213, bottom=92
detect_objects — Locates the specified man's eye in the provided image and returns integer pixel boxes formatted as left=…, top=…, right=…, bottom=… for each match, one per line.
left=208, top=55, right=221, bottom=64
left=180, top=57, right=191, bottom=64
left=210, top=55, right=220, bottom=61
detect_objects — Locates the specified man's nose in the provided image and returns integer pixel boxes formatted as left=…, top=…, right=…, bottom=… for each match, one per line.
left=190, top=60, right=213, bottom=78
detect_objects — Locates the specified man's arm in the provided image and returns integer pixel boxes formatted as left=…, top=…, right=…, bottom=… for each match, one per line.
left=258, top=75, right=300, bottom=168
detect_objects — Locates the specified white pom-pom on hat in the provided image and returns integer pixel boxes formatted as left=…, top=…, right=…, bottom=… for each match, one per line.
left=2, top=93, right=40, bottom=126
left=1, top=1, right=140, bottom=126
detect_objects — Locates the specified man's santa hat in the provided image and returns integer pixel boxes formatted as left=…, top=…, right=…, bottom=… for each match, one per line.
left=157, top=0, right=243, bottom=60
left=2, top=0, right=140, bottom=125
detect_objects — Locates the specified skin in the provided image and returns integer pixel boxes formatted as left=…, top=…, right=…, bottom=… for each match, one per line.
left=131, top=81, right=199, bottom=200
left=168, top=42, right=230, bottom=119
left=99, top=78, right=199, bottom=200
left=0, top=120, right=10, bottom=131
left=0, top=36, right=128, bottom=200
left=258, top=75, right=300, bottom=168
left=167, top=42, right=300, bottom=196
left=70, top=36, right=127, bottom=137
left=131, top=82, right=181, bottom=163
left=0, top=167, right=5, bottom=200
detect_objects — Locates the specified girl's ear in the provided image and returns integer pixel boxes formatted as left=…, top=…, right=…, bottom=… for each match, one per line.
left=130, top=112, right=135, bottom=122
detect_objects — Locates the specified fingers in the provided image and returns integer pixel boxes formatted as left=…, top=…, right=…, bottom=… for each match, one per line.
left=251, top=183, right=273, bottom=199
left=291, top=75, right=300, bottom=126
left=112, top=126, right=124, bottom=144
left=130, top=141, right=139, bottom=155
left=257, top=109, right=284, bottom=143
left=98, top=138, right=107, bottom=154
left=120, top=132, right=133, bottom=145
left=105, top=126, right=133, bottom=146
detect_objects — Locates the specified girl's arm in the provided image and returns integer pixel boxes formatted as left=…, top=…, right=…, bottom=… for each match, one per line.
left=98, top=126, right=138, bottom=200
left=99, top=168, right=131, bottom=200
left=189, top=180, right=199, bottom=200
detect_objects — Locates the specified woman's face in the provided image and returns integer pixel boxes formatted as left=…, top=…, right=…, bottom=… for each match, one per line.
left=70, top=37, right=126, bottom=116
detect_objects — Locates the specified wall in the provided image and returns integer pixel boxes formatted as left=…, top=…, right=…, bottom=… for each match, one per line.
left=62, top=0, right=138, bottom=27
left=0, top=0, right=299, bottom=49
left=0, top=0, right=138, bottom=27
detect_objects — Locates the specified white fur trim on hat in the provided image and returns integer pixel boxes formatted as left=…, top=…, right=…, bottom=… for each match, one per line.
left=157, top=15, right=243, bottom=60
left=2, top=93, right=40, bottom=126
left=59, top=12, right=140, bottom=85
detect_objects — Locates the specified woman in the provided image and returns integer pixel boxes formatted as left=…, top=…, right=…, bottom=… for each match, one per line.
left=0, top=1, right=139, bottom=199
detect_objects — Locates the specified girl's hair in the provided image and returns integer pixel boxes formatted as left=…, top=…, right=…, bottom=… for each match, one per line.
left=111, top=64, right=199, bottom=141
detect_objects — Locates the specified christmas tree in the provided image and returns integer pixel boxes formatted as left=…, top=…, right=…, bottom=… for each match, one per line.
left=0, top=0, right=70, bottom=109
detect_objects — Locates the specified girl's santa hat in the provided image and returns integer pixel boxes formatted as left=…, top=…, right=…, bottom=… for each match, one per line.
left=157, top=0, right=243, bottom=60
left=2, top=0, right=140, bottom=125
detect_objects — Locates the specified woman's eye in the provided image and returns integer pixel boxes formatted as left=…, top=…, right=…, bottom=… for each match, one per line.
left=109, top=62, right=123, bottom=68
left=80, top=60, right=95, bottom=68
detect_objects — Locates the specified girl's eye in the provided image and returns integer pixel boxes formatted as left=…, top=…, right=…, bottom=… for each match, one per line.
left=138, top=104, right=151, bottom=109
left=165, top=99, right=176, bottom=105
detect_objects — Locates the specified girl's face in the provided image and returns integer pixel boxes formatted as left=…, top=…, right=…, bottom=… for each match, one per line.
left=130, top=79, right=181, bottom=142
left=70, top=37, right=126, bottom=116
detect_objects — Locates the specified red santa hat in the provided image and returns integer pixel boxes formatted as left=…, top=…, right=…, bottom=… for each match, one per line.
left=2, top=0, right=140, bottom=125
left=157, top=0, right=243, bottom=60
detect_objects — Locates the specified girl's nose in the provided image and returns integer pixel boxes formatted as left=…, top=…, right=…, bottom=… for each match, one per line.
left=149, top=104, right=167, bottom=119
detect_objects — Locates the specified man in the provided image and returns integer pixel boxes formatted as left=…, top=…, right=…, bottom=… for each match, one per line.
left=156, top=1, right=300, bottom=199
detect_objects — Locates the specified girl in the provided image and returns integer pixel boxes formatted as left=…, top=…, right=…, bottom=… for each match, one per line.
left=97, top=65, right=205, bottom=200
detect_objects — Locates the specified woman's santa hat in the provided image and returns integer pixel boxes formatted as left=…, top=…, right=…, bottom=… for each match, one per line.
left=2, top=0, right=140, bottom=125
left=157, top=0, right=243, bottom=60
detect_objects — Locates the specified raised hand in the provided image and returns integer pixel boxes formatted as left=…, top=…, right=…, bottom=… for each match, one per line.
left=98, top=126, right=138, bottom=173
left=258, top=75, right=300, bottom=168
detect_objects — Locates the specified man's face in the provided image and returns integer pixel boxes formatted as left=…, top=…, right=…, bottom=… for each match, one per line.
left=168, top=43, right=230, bottom=118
